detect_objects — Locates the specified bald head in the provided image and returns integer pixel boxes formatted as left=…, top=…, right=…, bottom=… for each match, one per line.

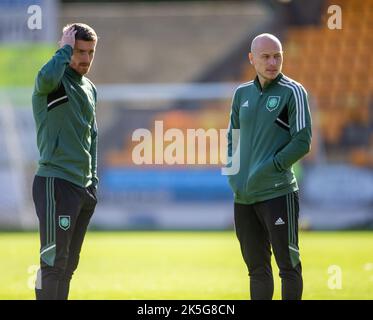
left=250, top=33, right=282, bottom=54
left=249, top=33, right=283, bottom=86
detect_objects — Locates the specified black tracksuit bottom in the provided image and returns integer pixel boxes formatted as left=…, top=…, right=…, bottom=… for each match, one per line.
left=32, top=175, right=97, bottom=300
left=234, top=191, right=303, bottom=300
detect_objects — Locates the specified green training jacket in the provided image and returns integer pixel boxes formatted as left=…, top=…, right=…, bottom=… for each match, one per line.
left=32, top=45, right=98, bottom=188
left=227, top=73, right=312, bottom=204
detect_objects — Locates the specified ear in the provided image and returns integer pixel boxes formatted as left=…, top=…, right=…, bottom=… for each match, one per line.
left=248, top=52, right=254, bottom=65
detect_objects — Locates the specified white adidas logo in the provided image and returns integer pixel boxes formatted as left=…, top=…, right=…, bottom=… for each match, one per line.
left=275, top=218, right=285, bottom=225
left=241, top=100, right=249, bottom=107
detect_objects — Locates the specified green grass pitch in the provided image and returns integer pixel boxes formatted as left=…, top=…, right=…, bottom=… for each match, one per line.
left=0, top=231, right=372, bottom=300
left=0, top=44, right=56, bottom=86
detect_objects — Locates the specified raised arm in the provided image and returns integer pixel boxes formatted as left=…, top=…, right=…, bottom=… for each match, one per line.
left=35, top=27, right=76, bottom=94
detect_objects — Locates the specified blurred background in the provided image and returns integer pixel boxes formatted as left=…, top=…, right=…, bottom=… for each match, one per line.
left=0, top=0, right=372, bottom=231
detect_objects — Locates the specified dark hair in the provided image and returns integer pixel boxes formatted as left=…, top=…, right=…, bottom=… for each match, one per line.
left=63, top=23, right=98, bottom=41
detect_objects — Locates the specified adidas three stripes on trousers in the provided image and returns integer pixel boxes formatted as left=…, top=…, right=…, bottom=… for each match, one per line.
left=32, top=175, right=97, bottom=300
left=234, top=191, right=303, bottom=300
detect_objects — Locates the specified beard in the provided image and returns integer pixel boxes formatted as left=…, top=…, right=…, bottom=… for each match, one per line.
left=77, top=64, right=90, bottom=75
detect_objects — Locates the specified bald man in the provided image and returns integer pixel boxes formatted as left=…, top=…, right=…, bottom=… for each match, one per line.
left=227, top=33, right=312, bottom=300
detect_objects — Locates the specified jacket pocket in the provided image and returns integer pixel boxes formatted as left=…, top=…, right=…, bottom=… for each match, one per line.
left=246, top=158, right=280, bottom=192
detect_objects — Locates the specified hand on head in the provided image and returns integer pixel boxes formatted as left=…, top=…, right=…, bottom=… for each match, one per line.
left=58, top=26, right=77, bottom=49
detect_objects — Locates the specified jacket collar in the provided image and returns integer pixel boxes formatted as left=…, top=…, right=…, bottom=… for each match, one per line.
left=66, top=65, right=83, bottom=82
left=254, top=72, right=283, bottom=92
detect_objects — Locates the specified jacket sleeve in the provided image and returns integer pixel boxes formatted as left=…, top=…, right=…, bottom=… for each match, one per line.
left=273, top=85, right=312, bottom=171
left=35, top=45, right=73, bottom=94
left=90, top=86, right=99, bottom=188
left=227, top=89, right=240, bottom=163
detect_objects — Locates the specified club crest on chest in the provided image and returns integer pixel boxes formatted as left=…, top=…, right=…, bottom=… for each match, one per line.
left=266, top=96, right=281, bottom=112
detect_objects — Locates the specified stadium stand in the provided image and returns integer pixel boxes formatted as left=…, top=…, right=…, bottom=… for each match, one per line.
left=279, top=0, right=373, bottom=165
left=109, top=0, right=373, bottom=168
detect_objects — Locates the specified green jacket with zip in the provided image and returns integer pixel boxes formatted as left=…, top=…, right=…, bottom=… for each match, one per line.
left=227, top=73, right=312, bottom=205
left=32, top=45, right=98, bottom=188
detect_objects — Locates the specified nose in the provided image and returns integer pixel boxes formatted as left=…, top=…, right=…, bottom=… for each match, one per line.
left=83, top=54, right=90, bottom=63
left=269, top=57, right=276, bottom=65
